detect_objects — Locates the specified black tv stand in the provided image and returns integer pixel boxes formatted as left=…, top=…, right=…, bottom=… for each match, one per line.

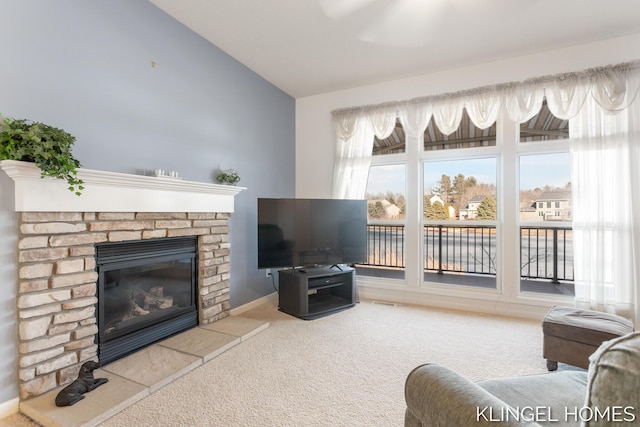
left=278, top=266, right=356, bottom=320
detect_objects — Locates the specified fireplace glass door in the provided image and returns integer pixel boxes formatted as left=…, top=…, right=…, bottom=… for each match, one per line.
left=96, top=237, right=198, bottom=364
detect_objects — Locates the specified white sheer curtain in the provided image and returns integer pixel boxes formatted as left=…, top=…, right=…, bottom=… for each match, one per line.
left=331, top=111, right=373, bottom=199
left=570, top=67, right=640, bottom=323
left=331, top=61, right=640, bottom=321
left=331, top=106, right=396, bottom=199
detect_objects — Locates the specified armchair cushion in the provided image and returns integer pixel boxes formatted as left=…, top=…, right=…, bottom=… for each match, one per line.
left=583, top=331, right=640, bottom=426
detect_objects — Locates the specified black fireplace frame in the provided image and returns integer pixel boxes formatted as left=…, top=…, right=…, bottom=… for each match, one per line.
left=95, top=236, right=199, bottom=364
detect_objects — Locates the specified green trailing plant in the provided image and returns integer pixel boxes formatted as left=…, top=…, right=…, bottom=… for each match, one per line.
left=0, top=116, right=84, bottom=195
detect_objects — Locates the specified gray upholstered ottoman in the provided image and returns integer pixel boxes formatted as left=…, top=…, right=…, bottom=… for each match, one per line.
left=542, top=306, right=634, bottom=371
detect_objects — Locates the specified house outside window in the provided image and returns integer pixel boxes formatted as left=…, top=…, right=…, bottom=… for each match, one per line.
left=533, top=191, right=572, bottom=221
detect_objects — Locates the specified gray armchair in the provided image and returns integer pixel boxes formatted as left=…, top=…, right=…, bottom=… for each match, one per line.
left=404, top=331, right=640, bottom=426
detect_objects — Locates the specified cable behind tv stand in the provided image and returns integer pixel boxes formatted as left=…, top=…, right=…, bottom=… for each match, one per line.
left=278, top=266, right=356, bottom=320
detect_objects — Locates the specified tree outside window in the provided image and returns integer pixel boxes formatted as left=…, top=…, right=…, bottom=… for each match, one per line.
left=424, top=158, right=497, bottom=221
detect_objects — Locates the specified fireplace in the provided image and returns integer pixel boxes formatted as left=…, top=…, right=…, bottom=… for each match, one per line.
left=96, top=237, right=198, bottom=364
left=1, top=160, right=245, bottom=400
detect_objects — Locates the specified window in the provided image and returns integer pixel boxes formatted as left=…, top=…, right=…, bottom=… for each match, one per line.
left=330, top=63, right=640, bottom=322
left=423, top=157, right=497, bottom=288
left=359, top=162, right=406, bottom=279
left=365, top=164, right=406, bottom=221
left=519, top=151, right=573, bottom=295
left=417, top=105, right=500, bottom=290
left=359, top=89, right=575, bottom=297
left=325, top=63, right=640, bottom=317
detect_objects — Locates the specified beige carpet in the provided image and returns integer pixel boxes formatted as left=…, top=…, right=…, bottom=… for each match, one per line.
left=2, top=299, right=554, bottom=426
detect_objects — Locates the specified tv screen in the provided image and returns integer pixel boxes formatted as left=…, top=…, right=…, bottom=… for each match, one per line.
left=257, top=198, right=367, bottom=269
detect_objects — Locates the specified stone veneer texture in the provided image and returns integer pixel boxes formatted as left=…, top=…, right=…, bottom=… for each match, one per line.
left=16, top=211, right=231, bottom=400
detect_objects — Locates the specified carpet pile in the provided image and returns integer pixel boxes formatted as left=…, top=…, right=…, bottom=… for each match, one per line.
left=2, top=299, right=555, bottom=426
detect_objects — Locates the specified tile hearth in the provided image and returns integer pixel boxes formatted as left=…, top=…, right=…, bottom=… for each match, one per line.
left=20, top=316, right=269, bottom=427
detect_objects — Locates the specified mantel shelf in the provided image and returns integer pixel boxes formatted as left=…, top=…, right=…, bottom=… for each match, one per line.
left=0, top=160, right=245, bottom=213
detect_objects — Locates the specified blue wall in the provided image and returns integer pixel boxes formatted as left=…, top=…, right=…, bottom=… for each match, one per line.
left=0, top=0, right=295, bottom=403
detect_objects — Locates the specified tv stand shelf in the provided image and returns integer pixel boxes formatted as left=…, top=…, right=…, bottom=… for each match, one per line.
left=278, top=266, right=356, bottom=320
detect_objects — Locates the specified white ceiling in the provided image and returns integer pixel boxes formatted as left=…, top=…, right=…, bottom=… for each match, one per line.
left=148, top=0, right=640, bottom=98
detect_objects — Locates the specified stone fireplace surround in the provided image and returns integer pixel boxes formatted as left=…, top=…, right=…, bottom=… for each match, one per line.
left=0, top=160, right=244, bottom=401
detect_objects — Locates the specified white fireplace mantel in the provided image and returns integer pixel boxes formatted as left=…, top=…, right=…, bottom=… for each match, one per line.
left=0, top=160, right=245, bottom=213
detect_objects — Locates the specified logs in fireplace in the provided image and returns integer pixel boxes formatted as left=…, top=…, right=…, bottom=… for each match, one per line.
left=95, top=237, right=198, bottom=364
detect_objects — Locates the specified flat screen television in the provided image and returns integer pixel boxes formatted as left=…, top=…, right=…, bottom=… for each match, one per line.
left=257, top=198, right=367, bottom=269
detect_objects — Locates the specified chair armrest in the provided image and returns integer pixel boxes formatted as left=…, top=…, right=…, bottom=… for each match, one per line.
left=404, top=364, right=540, bottom=427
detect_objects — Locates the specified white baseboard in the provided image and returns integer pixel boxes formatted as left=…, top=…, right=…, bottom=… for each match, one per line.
left=230, top=292, right=278, bottom=316
left=0, top=397, right=19, bottom=419
left=357, top=283, right=555, bottom=321
left=229, top=281, right=557, bottom=321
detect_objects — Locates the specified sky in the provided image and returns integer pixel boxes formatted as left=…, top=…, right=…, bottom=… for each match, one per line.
left=519, top=153, right=571, bottom=190
left=366, top=153, right=571, bottom=196
left=423, top=158, right=496, bottom=194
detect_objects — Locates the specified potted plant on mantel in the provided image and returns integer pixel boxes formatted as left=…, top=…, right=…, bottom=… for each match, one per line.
left=216, top=169, right=241, bottom=186
left=0, top=116, right=84, bottom=195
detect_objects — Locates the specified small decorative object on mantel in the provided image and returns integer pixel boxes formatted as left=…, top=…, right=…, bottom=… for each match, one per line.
left=0, top=115, right=84, bottom=195
left=154, top=169, right=183, bottom=179
left=217, top=168, right=241, bottom=185
left=54, top=361, right=108, bottom=407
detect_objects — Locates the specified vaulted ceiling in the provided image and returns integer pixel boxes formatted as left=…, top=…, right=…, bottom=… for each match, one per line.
left=148, top=0, right=640, bottom=98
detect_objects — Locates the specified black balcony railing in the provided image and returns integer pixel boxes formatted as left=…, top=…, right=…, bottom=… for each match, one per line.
left=359, top=223, right=574, bottom=284
left=520, top=226, right=573, bottom=283
left=366, top=224, right=405, bottom=268
left=425, top=225, right=496, bottom=275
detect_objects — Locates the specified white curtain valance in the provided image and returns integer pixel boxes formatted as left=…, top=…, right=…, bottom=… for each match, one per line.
left=591, top=66, right=640, bottom=113
left=503, top=82, right=545, bottom=123
left=463, top=90, right=503, bottom=130
left=398, top=101, right=433, bottom=137
left=368, top=105, right=398, bottom=139
left=331, top=60, right=640, bottom=136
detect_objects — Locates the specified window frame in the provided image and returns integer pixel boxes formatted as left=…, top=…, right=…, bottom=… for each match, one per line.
left=359, top=110, right=575, bottom=303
